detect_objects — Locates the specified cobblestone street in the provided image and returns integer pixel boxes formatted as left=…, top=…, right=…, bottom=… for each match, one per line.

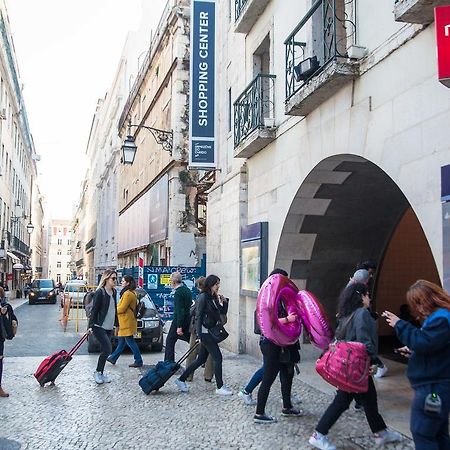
left=0, top=340, right=414, bottom=450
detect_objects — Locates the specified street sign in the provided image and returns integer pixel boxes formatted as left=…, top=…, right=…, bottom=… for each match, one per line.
left=435, top=6, right=450, bottom=87
left=189, top=0, right=216, bottom=169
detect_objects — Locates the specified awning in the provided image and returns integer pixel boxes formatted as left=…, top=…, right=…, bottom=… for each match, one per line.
left=7, top=251, right=19, bottom=262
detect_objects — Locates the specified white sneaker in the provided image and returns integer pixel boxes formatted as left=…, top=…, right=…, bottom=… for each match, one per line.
left=175, top=378, right=189, bottom=393
left=216, top=385, right=233, bottom=396
left=94, top=371, right=104, bottom=384
left=309, top=431, right=336, bottom=450
left=238, top=389, right=256, bottom=405
left=374, top=429, right=402, bottom=446
left=374, top=365, right=388, bottom=378
left=101, top=373, right=112, bottom=383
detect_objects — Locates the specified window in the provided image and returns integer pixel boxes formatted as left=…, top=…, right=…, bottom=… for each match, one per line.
left=57, top=249, right=62, bottom=255
left=67, top=239, right=71, bottom=245
left=66, top=262, right=70, bottom=268
left=56, top=261, right=61, bottom=268
left=57, top=238, right=62, bottom=245
left=66, top=274, right=71, bottom=282
left=228, top=88, right=232, bottom=132
left=67, top=250, right=71, bottom=255
left=56, top=274, right=61, bottom=283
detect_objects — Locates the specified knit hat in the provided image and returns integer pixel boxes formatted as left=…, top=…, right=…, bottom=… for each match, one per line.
left=351, top=269, right=370, bottom=285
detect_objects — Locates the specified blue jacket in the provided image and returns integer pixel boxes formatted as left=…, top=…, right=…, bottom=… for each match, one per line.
left=395, top=308, right=450, bottom=387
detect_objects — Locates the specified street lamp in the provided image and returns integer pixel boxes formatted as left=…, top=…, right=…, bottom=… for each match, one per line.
left=26, top=222, right=34, bottom=234
left=121, top=119, right=173, bottom=165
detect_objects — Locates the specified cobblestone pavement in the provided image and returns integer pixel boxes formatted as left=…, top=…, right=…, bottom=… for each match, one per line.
left=0, top=341, right=414, bottom=450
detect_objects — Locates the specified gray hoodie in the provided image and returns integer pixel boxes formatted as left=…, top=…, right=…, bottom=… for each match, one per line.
left=336, top=307, right=380, bottom=364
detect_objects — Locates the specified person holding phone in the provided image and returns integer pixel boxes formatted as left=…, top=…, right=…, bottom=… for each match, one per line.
left=383, top=280, right=450, bottom=450
left=0, top=286, right=17, bottom=397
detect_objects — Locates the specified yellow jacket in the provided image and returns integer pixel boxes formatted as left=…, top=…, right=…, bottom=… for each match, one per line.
left=116, top=289, right=138, bottom=337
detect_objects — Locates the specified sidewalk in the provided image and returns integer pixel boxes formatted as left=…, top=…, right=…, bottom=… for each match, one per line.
left=0, top=339, right=414, bottom=449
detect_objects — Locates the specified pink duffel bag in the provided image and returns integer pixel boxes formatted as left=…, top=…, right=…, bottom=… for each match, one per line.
left=315, top=340, right=370, bottom=393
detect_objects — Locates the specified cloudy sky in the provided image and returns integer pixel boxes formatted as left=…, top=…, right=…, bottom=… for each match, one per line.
left=6, top=0, right=166, bottom=219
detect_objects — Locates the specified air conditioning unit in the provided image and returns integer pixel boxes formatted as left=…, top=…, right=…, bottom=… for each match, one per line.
left=0, top=108, right=6, bottom=120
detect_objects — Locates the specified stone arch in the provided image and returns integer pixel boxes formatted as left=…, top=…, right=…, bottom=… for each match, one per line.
left=275, top=154, right=440, bottom=324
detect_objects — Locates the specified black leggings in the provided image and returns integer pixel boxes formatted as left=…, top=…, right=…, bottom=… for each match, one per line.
left=316, top=376, right=386, bottom=434
left=179, top=333, right=224, bottom=389
left=0, top=340, right=4, bottom=385
left=256, top=338, right=294, bottom=415
left=92, top=327, right=113, bottom=374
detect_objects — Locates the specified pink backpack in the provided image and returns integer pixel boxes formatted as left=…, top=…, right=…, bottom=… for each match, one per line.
left=316, top=340, right=370, bottom=393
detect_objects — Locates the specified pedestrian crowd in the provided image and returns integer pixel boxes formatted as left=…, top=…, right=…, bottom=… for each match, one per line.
left=1, top=261, right=449, bottom=450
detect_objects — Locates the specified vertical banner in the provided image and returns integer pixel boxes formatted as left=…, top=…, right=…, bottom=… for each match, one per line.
left=442, top=165, right=450, bottom=291
left=189, top=0, right=216, bottom=169
left=138, top=252, right=144, bottom=288
left=435, top=6, right=450, bottom=87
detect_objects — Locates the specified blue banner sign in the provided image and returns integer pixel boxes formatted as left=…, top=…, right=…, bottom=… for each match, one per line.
left=121, top=262, right=206, bottom=321
left=189, top=0, right=216, bottom=169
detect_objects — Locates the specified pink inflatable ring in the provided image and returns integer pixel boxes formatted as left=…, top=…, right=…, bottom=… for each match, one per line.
left=297, top=290, right=333, bottom=350
left=256, top=274, right=302, bottom=346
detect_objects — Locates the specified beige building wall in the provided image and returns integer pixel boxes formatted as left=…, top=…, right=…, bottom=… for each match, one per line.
left=47, top=219, right=72, bottom=284
left=211, top=0, right=450, bottom=356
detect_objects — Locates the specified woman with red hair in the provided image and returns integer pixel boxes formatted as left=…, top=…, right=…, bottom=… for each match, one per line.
left=383, top=280, right=450, bottom=450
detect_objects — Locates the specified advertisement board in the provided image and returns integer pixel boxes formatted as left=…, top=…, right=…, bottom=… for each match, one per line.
left=189, top=0, right=216, bottom=168
left=435, top=6, right=450, bottom=87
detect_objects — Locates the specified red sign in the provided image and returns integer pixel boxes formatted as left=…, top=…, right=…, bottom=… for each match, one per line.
left=435, top=6, right=450, bottom=87
left=138, top=252, right=144, bottom=288
left=6, top=273, right=13, bottom=281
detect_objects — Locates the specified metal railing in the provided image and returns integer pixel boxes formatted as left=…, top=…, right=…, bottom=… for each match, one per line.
left=11, top=236, right=30, bottom=256
left=235, top=0, right=250, bottom=21
left=234, top=73, right=276, bottom=148
left=284, top=0, right=356, bottom=100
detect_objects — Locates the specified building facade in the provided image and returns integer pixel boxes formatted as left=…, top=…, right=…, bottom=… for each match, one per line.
left=0, top=1, right=43, bottom=294
left=209, top=0, right=450, bottom=356
left=117, top=0, right=206, bottom=269
left=47, top=219, right=72, bottom=284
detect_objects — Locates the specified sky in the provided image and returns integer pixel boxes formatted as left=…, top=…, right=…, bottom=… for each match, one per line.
left=5, top=0, right=166, bottom=220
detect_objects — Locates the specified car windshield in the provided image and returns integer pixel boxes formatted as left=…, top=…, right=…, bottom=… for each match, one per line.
left=32, top=280, right=53, bottom=289
left=141, top=294, right=157, bottom=311
left=65, top=285, right=87, bottom=293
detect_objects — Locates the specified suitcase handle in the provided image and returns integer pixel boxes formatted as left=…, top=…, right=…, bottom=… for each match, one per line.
left=176, top=341, right=200, bottom=366
left=68, top=332, right=89, bottom=357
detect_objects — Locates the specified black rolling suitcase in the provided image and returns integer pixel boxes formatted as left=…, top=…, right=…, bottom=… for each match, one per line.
left=34, top=333, right=89, bottom=386
left=139, top=342, right=199, bottom=394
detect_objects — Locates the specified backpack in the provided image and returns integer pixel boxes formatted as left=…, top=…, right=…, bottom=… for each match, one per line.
left=83, top=291, right=95, bottom=318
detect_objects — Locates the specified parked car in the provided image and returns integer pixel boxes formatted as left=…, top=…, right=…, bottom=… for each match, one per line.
left=64, top=281, right=88, bottom=308
left=87, top=288, right=164, bottom=353
left=28, top=279, right=57, bottom=305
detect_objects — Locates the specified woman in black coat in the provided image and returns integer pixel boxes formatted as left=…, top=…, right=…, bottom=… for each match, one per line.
left=0, top=286, right=17, bottom=397
left=175, top=274, right=232, bottom=396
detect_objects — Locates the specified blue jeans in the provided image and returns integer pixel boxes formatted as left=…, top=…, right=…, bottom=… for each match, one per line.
left=109, top=336, right=143, bottom=365
left=245, top=364, right=264, bottom=394
left=411, top=382, right=450, bottom=450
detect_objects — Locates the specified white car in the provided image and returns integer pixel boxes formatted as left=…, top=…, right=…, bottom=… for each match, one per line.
left=64, top=282, right=88, bottom=308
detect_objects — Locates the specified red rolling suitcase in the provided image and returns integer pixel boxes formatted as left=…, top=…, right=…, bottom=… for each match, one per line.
left=34, top=333, right=89, bottom=386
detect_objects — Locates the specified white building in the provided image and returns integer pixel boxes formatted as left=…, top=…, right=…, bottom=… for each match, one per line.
left=47, top=219, right=72, bottom=284
left=210, top=0, right=450, bottom=356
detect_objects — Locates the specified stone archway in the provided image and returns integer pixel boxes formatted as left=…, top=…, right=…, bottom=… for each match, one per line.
left=275, top=154, right=441, bottom=328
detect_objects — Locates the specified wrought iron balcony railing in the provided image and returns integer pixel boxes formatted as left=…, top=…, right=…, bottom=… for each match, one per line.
left=285, top=0, right=356, bottom=100
left=234, top=73, right=276, bottom=148
left=11, top=236, right=30, bottom=256
left=235, top=0, right=249, bottom=22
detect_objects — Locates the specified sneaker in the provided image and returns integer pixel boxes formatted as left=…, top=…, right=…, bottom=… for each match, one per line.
left=106, top=357, right=116, bottom=365
left=374, top=365, right=388, bottom=379
left=216, top=385, right=233, bottom=396
left=254, top=414, right=277, bottom=424
left=374, top=429, right=402, bottom=446
left=94, top=371, right=104, bottom=384
left=309, top=431, right=336, bottom=450
left=238, top=389, right=257, bottom=405
left=281, top=407, right=304, bottom=417
left=175, top=378, right=189, bottom=393
left=101, top=373, right=112, bottom=383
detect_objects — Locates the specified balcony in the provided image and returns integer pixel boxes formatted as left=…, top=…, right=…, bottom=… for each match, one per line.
left=235, top=0, right=271, bottom=33
left=10, top=236, right=30, bottom=256
left=234, top=74, right=276, bottom=158
left=394, top=0, right=448, bottom=24
left=285, top=0, right=361, bottom=116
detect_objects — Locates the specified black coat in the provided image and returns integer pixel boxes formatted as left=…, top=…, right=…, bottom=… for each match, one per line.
left=88, top=288, right=118, bottom=329
left=195, top=293, right=228, bottom=336
left=0, top=302, right=17, bottom=342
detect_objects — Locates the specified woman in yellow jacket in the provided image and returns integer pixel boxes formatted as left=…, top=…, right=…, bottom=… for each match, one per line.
left=107, top=275, right=143, bottom=367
